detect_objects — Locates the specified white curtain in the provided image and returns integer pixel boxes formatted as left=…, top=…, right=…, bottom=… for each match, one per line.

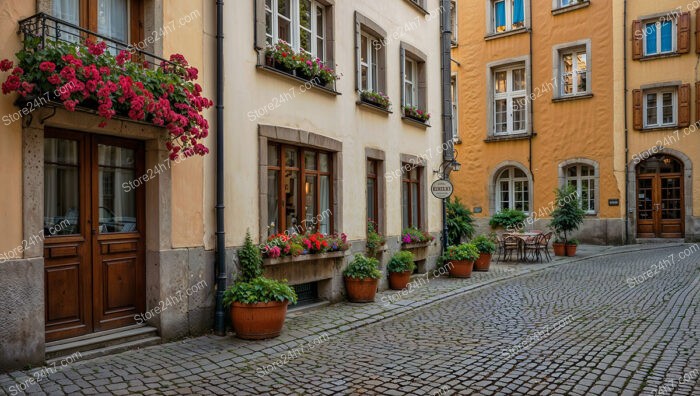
left=97, top=0, right=129, bottom=43
left=52, top=0, right=80, bottom=42
left=320, top=176, right=330, bottom=234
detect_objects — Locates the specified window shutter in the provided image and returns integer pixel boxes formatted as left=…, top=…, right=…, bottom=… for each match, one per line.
left=678, top=12, right=691, bottom=54
left=678, top=83, right=690, bottom=127
left=400, top=46, right=406, bottom=108
left=696, top=82, right=700, bottom=122
left=632, top=20, right=643, bottom=60
left=696, top=9, right=700, bottom=53
left=254, top=0, right=267, bottom=50
left=632, top=89, right=643, bottom=130
left=355, top=15, right=362, bottom=92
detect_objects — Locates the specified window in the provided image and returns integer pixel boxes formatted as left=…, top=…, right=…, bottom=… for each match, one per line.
left=401, top=165, right=422, bottom=229
left=496, top=167, right=530, bottom=212
left=367, top=159, right=379, bottom=227
left=560, top=48, right=588, bottom=96
left=644, top=20, right=675, bottom=56
left=265, top=0, right=327, bottom=61
left=360, top=33, right=380, bottom=92
left=451, top=75, right=459, bottom=139
left=450, top=0, right=458, bottom=45
left=644, top=89, right=676, bottom=128
left=267, top=144, right=332, bottom=235
left=566, top=165, right=595, bottom=213
left=493, top=65, right=527, bottom=135
left=558, top=0, right=582, bottom=7
left=492, top=0, right=525, bottom=33
left=404, top=58, right=417, bottom=107
left=51, top=0, right=143, bottom=45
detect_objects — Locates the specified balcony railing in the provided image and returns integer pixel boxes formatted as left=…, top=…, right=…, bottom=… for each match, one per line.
left=18, top=12, right=168, bottom=68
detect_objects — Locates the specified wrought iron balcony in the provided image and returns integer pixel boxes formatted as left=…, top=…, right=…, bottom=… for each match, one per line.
left=18, top=12, right=168, bottom=68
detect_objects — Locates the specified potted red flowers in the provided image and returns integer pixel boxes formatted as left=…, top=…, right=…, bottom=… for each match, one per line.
left=262, top=232, right=349, bottom=259
left=0, top=37, right=212, bottom=160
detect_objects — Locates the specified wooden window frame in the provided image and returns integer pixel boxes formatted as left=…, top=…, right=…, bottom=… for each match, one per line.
left=59, top=0, right=144, bottom=45
left=267, top=143, right=333, bottom=235
left=493, top=65, right=527, bottom=135
left=401, top=163, right=422, bottom=229
left=366, top=159, right=379, bottom=229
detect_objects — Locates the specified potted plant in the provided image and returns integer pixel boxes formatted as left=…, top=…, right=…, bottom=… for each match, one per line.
left=343, top=254, right=382, bottom=302
left=366, top=220, right=386, bottom=256
left=223, top=232, right=298, bottom=340
left=387, top=251, right=416, bottom=290
left=442, top=243, right=480, bottom=278
left=549, top=185, right=585, bottom=257
left=401, top=226, right=434, bottom=245
left=489, top=209, right=527, bottom=231
left=360, top=90, right=391, bottom=110
left=446, top=197, right=475, bottom=246
left=565, top=239, right=579, bottom=257
left=472, top=234, right=497, bottom=271
left=552, top=237, right=566, bottom=257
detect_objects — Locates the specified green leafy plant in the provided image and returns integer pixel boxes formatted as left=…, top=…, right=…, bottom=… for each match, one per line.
left=472, top=234, right=497, bottom=254
left=343, top=254, right=382, bottom=279
left=489, top=209, right=527, bottom=229
left=223, top=231, right=297, bottom=306
left=264, top=40, right=339, bottom=84
left=360, top=90, right=391, bottom=109
left=442, top=243, right=480, bottom=262
left=446, top=197, right=475, bottom=246
left=549, top=185, right=585, bottom=245
left=402, top=105, right=430, bottom=122
left=567, top=238, right=580, bottom=246
left=366, top=220, right=386, bottom=254
left=387, top=251, right=416, bottom=273
left=401, top=227, right=434, bottom=244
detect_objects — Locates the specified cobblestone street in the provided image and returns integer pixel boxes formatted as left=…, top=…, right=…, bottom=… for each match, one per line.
left=2, top=245, right=699, bottom=395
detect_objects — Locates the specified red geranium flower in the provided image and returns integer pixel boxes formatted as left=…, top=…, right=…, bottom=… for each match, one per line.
left=0, top=59, right=13, bottom=72
left=39, top=61, right=56, bottom=73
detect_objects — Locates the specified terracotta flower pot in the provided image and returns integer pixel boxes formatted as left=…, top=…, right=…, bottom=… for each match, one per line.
left=447, top=260, right=474, bottom=278
left=553, top=243, right=566, bottom=257
left=565, top=244, right=578, bottom=257
left=230, top=300, right=289, bottom=340
left=474, top=253, right=492, bottom=272
left=388, top=271, right=412, bottom=290
left=344, top=277, right=379, bottom=302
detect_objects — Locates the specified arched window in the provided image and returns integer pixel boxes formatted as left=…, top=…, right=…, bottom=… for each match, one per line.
left=496, top=167, right=530, bottom=212
left=565, top=164, right=595, bottom=213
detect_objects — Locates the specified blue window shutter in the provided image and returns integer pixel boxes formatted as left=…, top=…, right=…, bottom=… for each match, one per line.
left=513, top=0, right=524, bottom=24
left=660, top=21, right=672, bottom=52
left=495, top=1, right=506, bottom=29
left=645, top=23, right=657, bottom=54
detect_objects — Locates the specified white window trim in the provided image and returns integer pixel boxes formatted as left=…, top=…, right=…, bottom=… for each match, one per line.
left=360, top=32, right=379, bottom=92
left=450, top=0, right=458, bottom=45
left=404, top=58, right=418, bottom=107
left=552, top=39, right=592, bottom=99
left=643, top=88, right=677, bottom=128
left=489, top=0, right=528, bottom=34
left=265, top=0, right=327, bottom=61
left=451, top=74, right=459, bottom=139
left=493, top=65, right=527, bottom=135
left=496, top=167, right=530, bottom=213
left=643, top=19, right=676, bottom=57
left=565, top=164, right=596, bottom=214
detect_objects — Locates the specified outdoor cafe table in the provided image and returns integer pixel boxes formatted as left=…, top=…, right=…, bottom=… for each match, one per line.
left=502, top=232, right=543, bottom=262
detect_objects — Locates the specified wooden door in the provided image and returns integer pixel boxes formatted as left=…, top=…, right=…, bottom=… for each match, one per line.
left=44, top=130, right=145, bottom=342
left=636, top=155, right=684, bottom=239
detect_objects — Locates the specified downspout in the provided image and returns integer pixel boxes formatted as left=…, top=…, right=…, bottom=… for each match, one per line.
left=440, top=0, right=453, bottom=252
left=528, top=3, right=534, bottom=184
left=623, top=0, right=629, bottom=244
left=214, top=0, right=227, bottom=336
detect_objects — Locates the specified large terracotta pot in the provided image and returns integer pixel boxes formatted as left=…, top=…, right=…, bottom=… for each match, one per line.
left=553, top=243, right=566, bottom=257
left=344, top=277, right=379, bottom=302
left=388, top=271, right=412, bottom=290
left=474, top=253, right=492, bottom=272
left=230, top=300, right=289, bottom=340
left=565, top=244, right=578, bottom=257
left=447, top=260, right=474, bottom=278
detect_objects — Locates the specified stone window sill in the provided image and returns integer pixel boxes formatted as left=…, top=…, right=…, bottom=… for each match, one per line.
left=256, top=65, right=341, bottom=96
left=356, top=100, right=392, bottom=115
left=484, top=27, right=529, bottom=41
left=484, top=132, right=535, bottom=143
left=552, top=93, right=594, bottom=103
left=638, top=53, right=682, bottom=62
left=402, top=116, right=431, bottom=129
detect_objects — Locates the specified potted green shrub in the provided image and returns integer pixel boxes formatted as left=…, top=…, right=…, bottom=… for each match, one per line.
left=472, top=234, right=497, bottom=271
left=446, top=197, right=475, bottom=246
left=549, top=185, right=585, bottom=257
left=366, top=220, right=386, bottom=256
left=387, top=251, right=416, bottom=290
left=223, top=232, right=297, bottom=340
left=343, top=254, right=382, bottom=302
left=442, top=243, right=480, bottom=278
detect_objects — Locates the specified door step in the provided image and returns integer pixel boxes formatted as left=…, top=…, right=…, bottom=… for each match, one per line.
left=636, top=238, right=685, bottom=244
left=45, top=324, right=160, bottom=363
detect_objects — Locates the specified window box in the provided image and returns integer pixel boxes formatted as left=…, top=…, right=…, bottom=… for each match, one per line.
left=401, top=241, right=433, bottom=262
left=263, top=249, right=348, bottom=266
left=256, top=65, right=341, bottom=96
left=263, top=42, right=339, bottom=90
left=403, top=106, right=431, bottom=123
left=262, top=250, right=350, bottom=289
left=359, top=90, right=392, bottom=111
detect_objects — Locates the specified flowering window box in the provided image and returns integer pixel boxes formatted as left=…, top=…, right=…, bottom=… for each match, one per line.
left=359, top=90, right=391, bottom=112
left=263, top=41, right=339, bottom=90
left=402, top=106, right=431, bottom=125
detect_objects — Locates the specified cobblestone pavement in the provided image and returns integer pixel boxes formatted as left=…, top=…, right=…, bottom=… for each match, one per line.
left=1, top=244, right=698, bottom=395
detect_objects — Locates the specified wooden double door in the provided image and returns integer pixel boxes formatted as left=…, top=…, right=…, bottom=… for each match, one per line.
left=636, top=155, right=684, bottom=239
left=44, top=129, right=146, bottom=342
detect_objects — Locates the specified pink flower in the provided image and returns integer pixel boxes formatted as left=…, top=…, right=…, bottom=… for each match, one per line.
left=47, top=74, right=61, bottom=85
left=1, top=75, right=20, bottom=94
left=12, top=67, right=23, bottom=76
left=116, top=50, right=131, bottom=66
left=87, top=40, right=107, bottom=56
left=0, top=59, right=13, bottom=72
left=185, top=67, right=198, bottom=81
left=98, top=121, right=108, bottom=128
left=63, top=100, right=77, bottom=112
left=39, top=61, right=56, bottom=73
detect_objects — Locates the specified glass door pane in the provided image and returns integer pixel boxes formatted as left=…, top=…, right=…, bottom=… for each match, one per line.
left=97, top=0, right=129, bottom=43
left=98, top=144, right=136, bottom=233
left=304, top=176, right=316, bottom=232
left=319, top=175, right=330, bottom=234
left=660, top=177, right=681, bottom=220
left=44, top=138, right=80, bottom=235
left=52, top=0, right=81, bottom=43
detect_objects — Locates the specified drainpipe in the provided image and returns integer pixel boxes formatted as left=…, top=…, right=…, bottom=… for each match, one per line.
left=623, top=0, right=629, bottom=244
left=528, top=4, right=534, bottom=185
left=214, top=0, right=227, bottom=336
left=440, top=0, right=453, bottom=252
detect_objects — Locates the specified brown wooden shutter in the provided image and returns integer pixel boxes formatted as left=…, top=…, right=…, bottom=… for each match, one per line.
left=696, top=82, right=700, bottom=122
left=678, top=12, right=691, bottom=54
left=632, top=20, right=643, bottom=60
left=254, top=0, right=266, bottom=50
left=632, top=89, right=643, bottom=130
left=355, top=13, right=362, bottom=92
left=678, top=84, right=691, bottom=127
left=696, top=9, right=700, bottom=53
